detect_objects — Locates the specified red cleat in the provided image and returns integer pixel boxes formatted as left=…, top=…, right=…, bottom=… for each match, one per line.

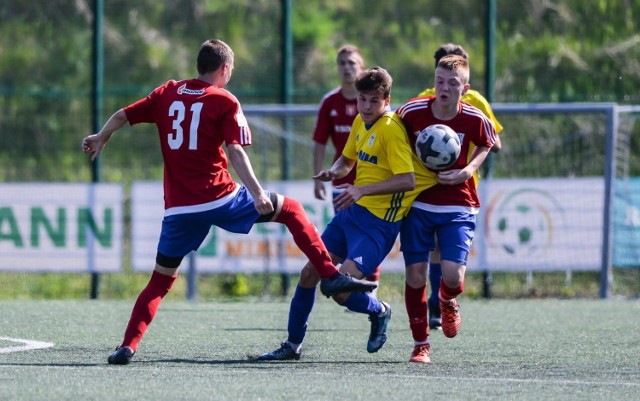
left=440, top=298, right=461, bottom=338
left=409, top=344, right=431, bottom=364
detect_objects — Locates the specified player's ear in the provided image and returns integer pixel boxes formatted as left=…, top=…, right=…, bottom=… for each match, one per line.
left=462, top=83, right=470, bottom=95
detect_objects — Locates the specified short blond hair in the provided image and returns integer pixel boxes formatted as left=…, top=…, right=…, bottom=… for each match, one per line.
left=437, top=54, right=470, bottom=84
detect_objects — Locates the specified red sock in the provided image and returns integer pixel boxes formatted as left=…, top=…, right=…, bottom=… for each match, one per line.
left=121, top=271, right=177, bottom=351
left=275, top=196, right=338, bottom=279
left=405, top=283, right=429, bottom=343
left=439, top=279, right=464, bottom=302
left=366, top=266, right=381, bottom=282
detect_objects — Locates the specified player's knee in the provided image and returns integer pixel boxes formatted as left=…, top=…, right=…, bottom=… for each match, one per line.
left=299, top=262, right=320, bottom=286
left=441, top=261, right=465, bottom=288
left=405, top=263, right=428, bottom=287
left=339, top=259, right=365, bottom=279
left=332, top=292, right=349, bottom=305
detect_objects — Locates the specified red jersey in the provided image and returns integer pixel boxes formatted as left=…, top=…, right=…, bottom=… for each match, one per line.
left=124, top=79, right=250, bottom=211
left=397, top=96, right=496, bottom=212
left=312, top=88, right=358, bottom=186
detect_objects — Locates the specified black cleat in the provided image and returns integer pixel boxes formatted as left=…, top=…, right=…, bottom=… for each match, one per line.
left=257, top=342, right=301, bottom=361
left=107, top=346, right=135, bottom=365
left=367, top=301, right=392, bottom=353
left=428, top=299, right=442, bottom=330
left=320, top=272, right=377, bottom=298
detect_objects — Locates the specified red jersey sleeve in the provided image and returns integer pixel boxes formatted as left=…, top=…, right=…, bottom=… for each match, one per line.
left=124, top=83, right=170, bottom=125
left=220, top=90, right=252, bottom=147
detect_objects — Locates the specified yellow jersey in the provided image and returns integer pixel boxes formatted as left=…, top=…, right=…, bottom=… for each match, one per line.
left=343, top=111, right=434, bottom=222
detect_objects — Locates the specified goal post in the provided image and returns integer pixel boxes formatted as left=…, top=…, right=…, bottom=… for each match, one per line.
left=240, top=102, right=640, bottom=299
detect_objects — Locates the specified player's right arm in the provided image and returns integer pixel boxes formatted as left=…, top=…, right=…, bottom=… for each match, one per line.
left=311, top=94, right=335, bottom=200
left=313, top=142, right=328, bottom=200
left=334, top=172, right=415, bottom=210
left=314, top=154, right=355, bottom=183
left=82, top=108, right=128, bottom=161
left=226, top=143, right=274, bottom=215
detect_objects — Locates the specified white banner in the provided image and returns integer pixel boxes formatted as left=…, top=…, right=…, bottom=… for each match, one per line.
left=131, top=178, right=604, bottom=273
left=131, top=181, right=394, bottom=273
left=0, top=183, right=123, bottom=273
left=476, top=177, right=603, bottom=271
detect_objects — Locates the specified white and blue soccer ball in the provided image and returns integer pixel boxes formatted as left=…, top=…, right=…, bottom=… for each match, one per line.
left=414, top=124, right=461, bottom=170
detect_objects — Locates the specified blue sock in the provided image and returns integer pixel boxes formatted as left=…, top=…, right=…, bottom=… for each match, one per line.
left=428, top=263, right=442, bottom=306
left=343, top=292, right=382, bottom=315
left=287, top=285, right=316, bottom=344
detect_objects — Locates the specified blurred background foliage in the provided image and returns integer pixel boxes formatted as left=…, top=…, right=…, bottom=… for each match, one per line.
left=2, top=0, right=639, bottom=102
left=0, top=0, right=639, bottom=183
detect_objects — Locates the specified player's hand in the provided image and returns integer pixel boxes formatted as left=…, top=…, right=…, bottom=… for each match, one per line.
left=313, top=169, right=336, bottom=183
left=333, top=184, right=362, bottom=211
left=82, top=134, right=107, bottom=161
left=253, top=193, right=274, bottom=215
left=436, top=169, right=471, bottom=185
left=314, top=180, right=327, bottom=200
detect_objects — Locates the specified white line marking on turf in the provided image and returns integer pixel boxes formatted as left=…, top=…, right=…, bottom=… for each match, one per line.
left=0, top=337, right=55, bottom=354
left=0, top=363, right=637, bottom=389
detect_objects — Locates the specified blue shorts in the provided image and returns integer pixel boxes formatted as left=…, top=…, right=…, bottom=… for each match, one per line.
left=400, top=209, right=475, bottom=266
left=321, top=204, right=401, bottom=277
left=157, top=186, right=266, bottom=258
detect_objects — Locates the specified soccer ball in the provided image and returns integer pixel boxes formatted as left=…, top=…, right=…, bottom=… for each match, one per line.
left=414, top=124, right=461, bottom=170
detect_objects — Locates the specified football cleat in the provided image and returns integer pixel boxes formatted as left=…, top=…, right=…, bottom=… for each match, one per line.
left=409, top=344, right=432, bottom=364
left=367, top=301, right=392, bottom=353
left=257, top=342, right=301, bottom=361
left=107, top=346, right=135, bottom=365
left=440, top=298, right=461, bottom=338
left=320, top=272, right=377, bottom=298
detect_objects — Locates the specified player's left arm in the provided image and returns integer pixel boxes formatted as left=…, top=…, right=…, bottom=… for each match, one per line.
left=437, top=146, right=491, bottom=185
left=465, top=92, right=504, bottom=153
left=227, top=143, right=274, bottom=215
left=491, top=134, right=502, bottom=153
left=438, top=111, right=495, bottom=185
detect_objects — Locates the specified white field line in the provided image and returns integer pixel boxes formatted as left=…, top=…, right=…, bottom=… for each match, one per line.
left=0, top=337, right=54, bottom=354
left=0, top=364, right=637, bottom=389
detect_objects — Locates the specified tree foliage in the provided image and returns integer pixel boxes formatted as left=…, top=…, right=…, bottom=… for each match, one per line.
left=0, top=0, right=638, bottom=182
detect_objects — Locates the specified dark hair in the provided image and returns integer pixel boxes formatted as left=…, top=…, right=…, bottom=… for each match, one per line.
left=433, top=43, right=468, bottom=68
left=355, top=66, right=392, bottom=98
left=197, top=39, right=234, bottom=75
